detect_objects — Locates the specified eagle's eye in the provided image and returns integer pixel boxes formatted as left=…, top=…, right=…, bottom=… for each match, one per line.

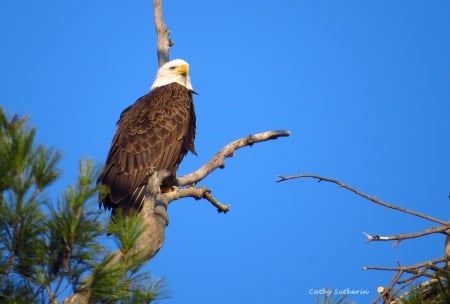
left=169, top=66, right=177, bottom=70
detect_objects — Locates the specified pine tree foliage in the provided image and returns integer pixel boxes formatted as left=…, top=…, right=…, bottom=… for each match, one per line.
left=314, top=290, right=354, bottom=304
left=0, top=108, right=165, bottom=303
left=395, top=270, right=450, bottom=304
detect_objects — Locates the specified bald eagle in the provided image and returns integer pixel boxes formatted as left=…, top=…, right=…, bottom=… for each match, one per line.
left=97, top=59, right=196, bottom=215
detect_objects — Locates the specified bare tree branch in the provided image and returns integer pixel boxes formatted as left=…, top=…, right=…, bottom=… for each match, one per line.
left=153, top=0, right=172, bottom=66
left=363, top=225, right=450, bottom=247
left=277, top=173, right=450, bottom=303
left=366, top=257, right=447, bottom=304
left=159, top=186, right=230, bottom=213
left=178, top=130, right=291, bottom=186
left=276, top=174, right=448, bottom=226
left=64, top=130, right=289, bottom=303
left=162, top=130, right=291, bottom=212
left=364, top=257, right=446, bottom=273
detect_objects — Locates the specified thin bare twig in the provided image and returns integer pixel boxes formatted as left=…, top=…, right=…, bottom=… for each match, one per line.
left=203, top=191, right=230, bottom=213
left=276, top=174, right=448, bottom=226
left=374, top=270, right=403, bottom=304
left=364, top=257, right=446, bottom=273
left=363, top=225, right=450, bottom=246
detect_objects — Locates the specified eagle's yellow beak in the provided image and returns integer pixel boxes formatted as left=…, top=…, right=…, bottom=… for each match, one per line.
left=176, top=64, right=189, bottom=76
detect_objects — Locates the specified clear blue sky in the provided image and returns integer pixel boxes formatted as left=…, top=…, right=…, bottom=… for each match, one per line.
left=1, top=1, right=450, bottom=303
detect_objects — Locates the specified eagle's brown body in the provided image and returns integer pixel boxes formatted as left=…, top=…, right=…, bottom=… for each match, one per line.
left=97, top=82, right=196, bottom=215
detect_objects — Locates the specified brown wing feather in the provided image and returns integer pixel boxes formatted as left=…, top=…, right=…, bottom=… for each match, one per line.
left=97, top=83, right=196, bottom=214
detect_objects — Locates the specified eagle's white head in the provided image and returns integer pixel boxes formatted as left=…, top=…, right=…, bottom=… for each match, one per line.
left=150, top=59, right=193, bottom=91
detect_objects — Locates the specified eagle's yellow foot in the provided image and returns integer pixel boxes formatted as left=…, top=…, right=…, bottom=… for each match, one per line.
left=160, top=186, right=177, bottom=193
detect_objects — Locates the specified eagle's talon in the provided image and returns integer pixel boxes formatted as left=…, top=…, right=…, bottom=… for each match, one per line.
left=160, top=185, right=177, bottom=193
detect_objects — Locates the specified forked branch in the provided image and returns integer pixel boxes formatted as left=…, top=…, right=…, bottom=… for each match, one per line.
left=166, top=130, right=291, bottom=212
left=366, top=257, right=447, bottom=304
left=277, top=173, right=450, bottom=303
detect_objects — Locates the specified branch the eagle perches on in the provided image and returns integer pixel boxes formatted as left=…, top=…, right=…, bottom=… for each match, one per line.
left=141, top=130, right=291, bottom=256
left=64, top=130, right=290, bottom=304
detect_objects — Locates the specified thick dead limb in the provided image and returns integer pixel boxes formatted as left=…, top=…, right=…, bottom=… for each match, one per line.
left=136, top=170, right=170, bottom=257
left=64, top=171, right=169, bottom=304
left=178, top=130, right=291, bottom=186
left=153, top=0, right=172, bottom=66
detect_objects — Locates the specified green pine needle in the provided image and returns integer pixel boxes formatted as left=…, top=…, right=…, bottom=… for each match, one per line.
left=0, top=108, right=165, bottom=303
